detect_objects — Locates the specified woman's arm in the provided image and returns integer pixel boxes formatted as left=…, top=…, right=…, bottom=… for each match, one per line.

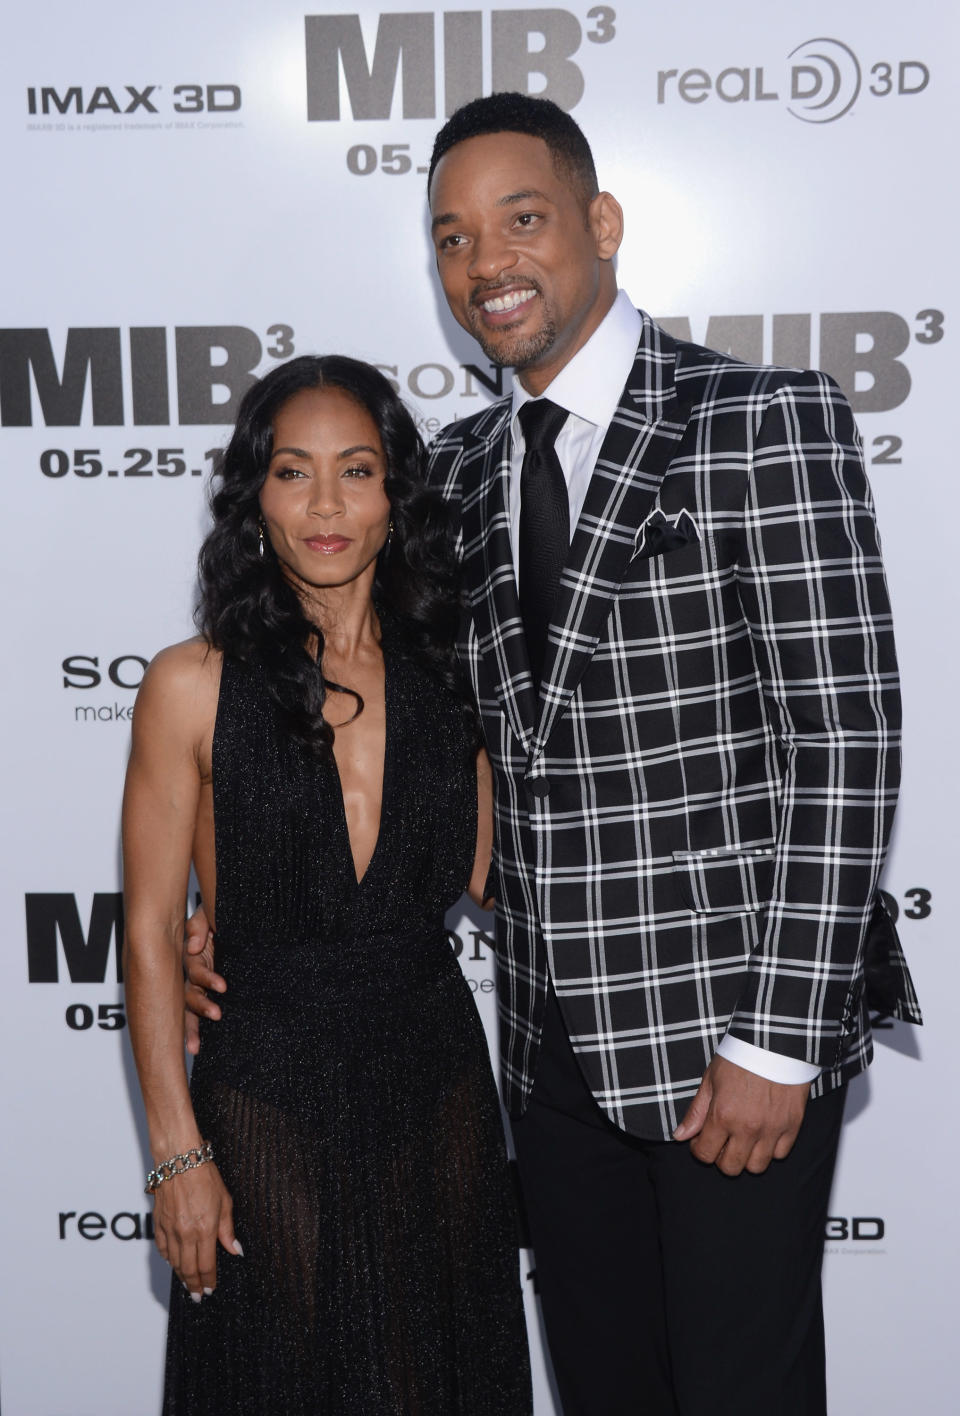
left=122, top=641, right=238, bottom=1297
left=466, top=747, right=495, bottom=910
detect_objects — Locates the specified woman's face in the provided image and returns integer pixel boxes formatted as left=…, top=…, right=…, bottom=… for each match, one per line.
left=259, top=385, right=391, bottom=599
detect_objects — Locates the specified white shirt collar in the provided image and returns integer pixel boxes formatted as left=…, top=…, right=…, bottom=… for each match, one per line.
left=510, top=289, right=641, bottom=437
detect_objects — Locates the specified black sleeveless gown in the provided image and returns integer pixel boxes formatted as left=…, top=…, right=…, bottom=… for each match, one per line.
left=163, top=633, right=531, bottom=1414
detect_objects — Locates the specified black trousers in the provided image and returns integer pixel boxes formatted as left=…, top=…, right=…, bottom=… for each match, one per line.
left=511, top=986, right=846, bottom=1416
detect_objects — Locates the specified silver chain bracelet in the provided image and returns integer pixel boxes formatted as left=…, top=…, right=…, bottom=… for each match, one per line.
left=145, top=1141, right=214, bottom=1195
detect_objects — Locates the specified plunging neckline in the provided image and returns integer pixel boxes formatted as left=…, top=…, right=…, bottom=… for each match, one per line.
left=329, top=643, right=392, bottom=889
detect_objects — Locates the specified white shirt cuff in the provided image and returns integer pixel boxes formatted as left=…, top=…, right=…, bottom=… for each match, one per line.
left=716, top=1035, right=821, bottom=1084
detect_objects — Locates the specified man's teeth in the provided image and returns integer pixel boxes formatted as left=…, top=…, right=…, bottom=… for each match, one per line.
left=482, top=288, right=535, bottom=313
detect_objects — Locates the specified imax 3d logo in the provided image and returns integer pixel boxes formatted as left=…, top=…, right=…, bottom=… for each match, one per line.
left=825, top=1216, right=885, bottom=1241
left=304, top=8, right=619, bottom=120
left=658, top=37, right=929, bottom=123
left=26, top=84, right=241, bottom=116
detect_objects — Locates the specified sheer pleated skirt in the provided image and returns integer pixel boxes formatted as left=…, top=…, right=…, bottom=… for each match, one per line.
left=163, top=965, right=531, bottom=1414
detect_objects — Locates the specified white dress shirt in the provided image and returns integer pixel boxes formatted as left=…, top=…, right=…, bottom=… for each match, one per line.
left=507, top=289, right=819, bottom=1087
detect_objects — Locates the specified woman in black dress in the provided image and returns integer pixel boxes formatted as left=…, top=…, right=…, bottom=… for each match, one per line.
left=122, top=356, right=531, bottom=1413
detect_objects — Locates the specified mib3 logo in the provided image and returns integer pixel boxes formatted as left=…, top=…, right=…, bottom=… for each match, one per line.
left=658, top=36, right=929, bottom=123
left=0, top=324, right=295, bottom=428
left=26, top=83, right=241, bottom=118
left=304, top=7, right=618, bottom=121
left=1, top=311, right=945, bottom=431
left=29, top=890, right=131, bottom=1036
left=656, top=308, right=944, bottom=420
left=26, top=892, right=124, bottom=984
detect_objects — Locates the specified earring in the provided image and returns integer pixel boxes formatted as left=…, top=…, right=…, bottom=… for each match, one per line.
left=258, top=521, right=265, bottom=559
left=387, top=519, right=395, bottom=547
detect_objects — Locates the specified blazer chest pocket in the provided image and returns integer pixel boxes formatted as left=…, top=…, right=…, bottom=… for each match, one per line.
left=672, top=845, right=775, bottom=916
left=621, top=533, right=713, bottom=585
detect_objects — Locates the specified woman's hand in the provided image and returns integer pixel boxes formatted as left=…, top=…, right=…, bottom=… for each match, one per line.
left=152, top=1162, right=241, bottom=1299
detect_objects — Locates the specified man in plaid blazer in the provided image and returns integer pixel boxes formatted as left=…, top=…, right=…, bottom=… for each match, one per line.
left=185, top=89, right=920, bottom=1416
left=424, top=94, right=920, bottom=1415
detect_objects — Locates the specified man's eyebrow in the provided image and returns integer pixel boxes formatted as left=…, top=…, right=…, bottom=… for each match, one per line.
left=431, top=210, right=459, bottom=233
left=496, top=188, right=551, bottom=207
left=431, top=189, right=553, bottom=233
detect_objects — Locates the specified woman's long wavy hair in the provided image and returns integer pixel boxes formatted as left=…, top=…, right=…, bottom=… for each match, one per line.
left=197, top=354, right=474, bottom=759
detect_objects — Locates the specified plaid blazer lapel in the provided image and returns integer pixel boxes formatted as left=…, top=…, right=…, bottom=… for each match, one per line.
left=534, top=322, right=688, bottom=749
left=459, top=407, right=538, bottom=749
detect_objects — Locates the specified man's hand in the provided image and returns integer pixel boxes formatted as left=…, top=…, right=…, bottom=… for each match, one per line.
left=183, top=905, right=225, bottom=1056
left=673, top=1054, right=810, bottom=1175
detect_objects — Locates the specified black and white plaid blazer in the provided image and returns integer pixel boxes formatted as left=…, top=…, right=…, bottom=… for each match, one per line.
left=427, top=311, right=920, bottom=1141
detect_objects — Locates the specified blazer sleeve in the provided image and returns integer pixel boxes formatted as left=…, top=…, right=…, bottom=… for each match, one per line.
left=425, top=429, right=460, bottom=493
left=726, top=370, right=901, bottom=1068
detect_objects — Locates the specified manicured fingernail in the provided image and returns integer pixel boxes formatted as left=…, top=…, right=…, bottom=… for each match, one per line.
left=203, top=1287, right=213, bottom=1296
left=232, top=1240, right=244, bottom=1256
left=190, top=1292, right=202, bottom=1304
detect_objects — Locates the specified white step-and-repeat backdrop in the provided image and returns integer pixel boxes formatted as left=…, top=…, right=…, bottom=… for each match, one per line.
left=1, top=3, right=954, bottom=1411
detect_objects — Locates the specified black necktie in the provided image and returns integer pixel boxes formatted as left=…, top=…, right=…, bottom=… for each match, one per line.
left=517, top=398, right=569, bottom=688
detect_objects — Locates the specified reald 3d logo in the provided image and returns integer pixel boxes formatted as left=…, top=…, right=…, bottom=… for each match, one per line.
left=658, top=36, right=929, bottom=123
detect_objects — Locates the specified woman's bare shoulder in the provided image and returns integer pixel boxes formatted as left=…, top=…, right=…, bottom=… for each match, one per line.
left=135, top=638, right=223, bottom=729
left=148, top=636, right=221, bottom=676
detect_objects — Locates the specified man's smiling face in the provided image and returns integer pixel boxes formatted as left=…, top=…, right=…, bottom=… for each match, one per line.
left=429, top=131, right=621, bottom=394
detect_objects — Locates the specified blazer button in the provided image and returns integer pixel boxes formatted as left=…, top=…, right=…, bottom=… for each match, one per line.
left=527, top=777, right=551, bottom=798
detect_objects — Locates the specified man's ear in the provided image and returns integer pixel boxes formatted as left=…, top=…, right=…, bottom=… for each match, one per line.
left=589, top=191, right=624, bottom=261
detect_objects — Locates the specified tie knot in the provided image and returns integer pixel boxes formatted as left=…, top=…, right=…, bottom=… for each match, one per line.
left=517, top=398, right=568, bottom=454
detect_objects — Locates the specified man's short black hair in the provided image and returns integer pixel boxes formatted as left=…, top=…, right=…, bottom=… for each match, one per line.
left=427, top=92, right=599, bottom=206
